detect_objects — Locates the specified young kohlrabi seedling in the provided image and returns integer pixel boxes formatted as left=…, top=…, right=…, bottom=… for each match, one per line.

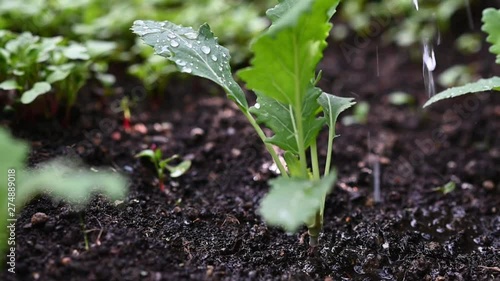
left=132, top=0, right=354, bottom=247
left=0, top=128, right=128, bottom=265
left=424, top=8, right=500, bottom=107
left=135, top=148, right=191, bottom=192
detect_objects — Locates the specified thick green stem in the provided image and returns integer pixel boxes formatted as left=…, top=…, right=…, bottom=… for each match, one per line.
left=310, top=142, right=320, bottom=181
left=244, top=111, right=289, bottom=177
left=307, top=211, right=322, bottom=247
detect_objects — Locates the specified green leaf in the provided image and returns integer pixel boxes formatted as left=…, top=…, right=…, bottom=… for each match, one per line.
left=63, top=43, right=90, bottom=60
left=482, top=8, right=500, bottom=64
left=251, top=86, right=325, bottom=154
left=239, top=0, right=340, bottom=106
left=433, top=181, right=456, bottom=195
left=135, top=149, right=155, bottom=160
left=0, top=79, right=18, bottom=90
left=318, top=93, right=356, bottom=130
left=259, top=172, right=336, bottom=232
left=423, top=77, right=500, bottom=107
left=20, top=82, right=51, bottom=104
left=166, top=160, right=191, bottom=178
left=46, top=69, right=71, bottom=83
left=85, top=40, right=117, bottom=57
left=16, top=158, right=128, bottom=210
left=131, top=20, right=248, bottom=111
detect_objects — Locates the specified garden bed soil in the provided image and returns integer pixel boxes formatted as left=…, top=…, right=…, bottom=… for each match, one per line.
left=1, top=18, right=500, bottom=281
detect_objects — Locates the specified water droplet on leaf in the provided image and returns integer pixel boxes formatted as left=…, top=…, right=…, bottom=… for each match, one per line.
left=184, top=32, right=198, bottom=39
left=201, top=46, right=210, bottom=54
left=211, top=55, right=217, bottom=61
left=170, top=41, right=179, bottom=47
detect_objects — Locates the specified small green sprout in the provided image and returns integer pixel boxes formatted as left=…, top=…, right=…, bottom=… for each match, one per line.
left=135, top=148, right=191, bottom=192
left=432, top=181, right=456, bottom=195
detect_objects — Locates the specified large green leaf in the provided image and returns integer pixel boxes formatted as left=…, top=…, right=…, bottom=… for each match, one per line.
left=423, top=77, right=500, bottom=107
left=259, top=172, right=336, bottom=232
left=239, top=0, right=340, bottom=106
left=131, top=20, right=248, bottom=111
left=482, top=8, right=500, bottom=64
left=250, top=86, right=325, bottom=155
left=16, top=158, right=128, bottom=209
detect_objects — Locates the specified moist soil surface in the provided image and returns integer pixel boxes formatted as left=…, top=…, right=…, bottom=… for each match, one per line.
left=1, top=16, right=500, bottom=281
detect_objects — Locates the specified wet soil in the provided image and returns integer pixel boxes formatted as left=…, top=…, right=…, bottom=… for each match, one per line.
left=1, top=12, right=500, bottom=281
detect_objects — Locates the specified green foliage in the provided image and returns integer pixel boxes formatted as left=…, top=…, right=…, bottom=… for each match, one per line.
left=135, top=149, right=191, bottom=190
left=260, top=173, right=336, bottom=232
left=0, top=0, right=274, bottom=94
left=424, top=77, right=500, bottom=107
left=424, top=8, right=500, bottom=107
left=0, top=128, right=127, bottom=260
left=482, top=8, right=500, bottom=64
left=0, top=31, right=115, bottom=110
left=133, top=0, right=354, bottom=245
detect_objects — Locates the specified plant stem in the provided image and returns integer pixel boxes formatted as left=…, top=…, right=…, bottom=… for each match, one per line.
left=244, top=111, right=289, bottom=177
left=310, top=142, right=320, bottom=181
left=307, top=211, right=322, bottom=247
left=80, top=214, right=89, bottom=251
left=324, top=121, right=336, bottom=177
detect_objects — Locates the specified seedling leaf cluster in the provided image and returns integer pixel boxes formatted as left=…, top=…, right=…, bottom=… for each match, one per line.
left=133, top=0, right=354, bottom=246
left=0, top=30, right=115, bottom=114
left=135, top=148, right=191, bottom=192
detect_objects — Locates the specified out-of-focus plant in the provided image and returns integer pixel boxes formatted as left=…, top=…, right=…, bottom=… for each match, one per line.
left=0, top=31, right=116, bottom=116
left=0, top=127, right=128, bottom=264
left=424, top=8, right=500, bottom=107
left=0, top=0, right=275, bottom=95
left=339, top=0, right=473, bottom=47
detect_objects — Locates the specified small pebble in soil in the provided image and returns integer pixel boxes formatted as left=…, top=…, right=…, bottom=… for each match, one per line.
left=111, top=131, right=121, bottom=141
left=31, top=212, right=49, bottom=226
left=190, top=127, right=205, bottom=139
left=231, top=148, right=241, bottom=157
left=61, top=257, right=71, bottom=265
left=482, top=180, right=494, bottom=190
left=134, top=123, right=148, bottom=134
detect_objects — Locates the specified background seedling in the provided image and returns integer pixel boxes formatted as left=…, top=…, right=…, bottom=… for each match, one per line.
left=135, top=148, right=191, bottom=192
left=0, top=128, right=128, bottom=263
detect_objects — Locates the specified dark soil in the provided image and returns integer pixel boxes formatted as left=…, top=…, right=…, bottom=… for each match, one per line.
left=2, top=11, right=500, bottom=281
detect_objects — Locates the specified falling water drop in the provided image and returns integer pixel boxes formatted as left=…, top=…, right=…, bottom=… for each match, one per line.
left=376, top=46, right=380, bottom=77
left=413, top=0, right=419, bottom=10
left=201, top=46, right=211, bottom=54
left=464, top=0, right=474, bottom=29
left=423, top=41, right=437, bottom=97
left=170, top=40, right=179, bottom=47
